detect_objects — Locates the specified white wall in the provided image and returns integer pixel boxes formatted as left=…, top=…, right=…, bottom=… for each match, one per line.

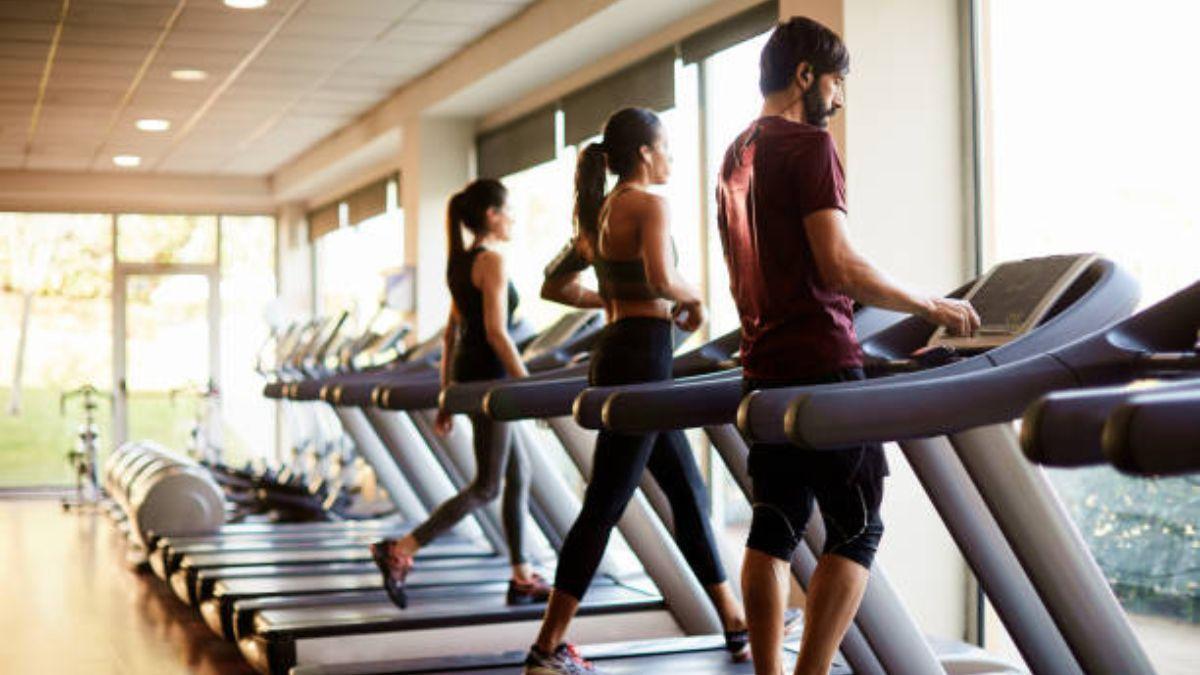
left=399, top=117, right=475, bottom=339
left=841, top=0, right=973, bottom=642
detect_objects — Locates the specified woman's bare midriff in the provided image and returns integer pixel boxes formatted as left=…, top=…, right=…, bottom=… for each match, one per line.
left=606, top=298, right=673, bottom=323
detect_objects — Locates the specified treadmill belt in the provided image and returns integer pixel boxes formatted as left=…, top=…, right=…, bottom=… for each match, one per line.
left=288, top=636, right=840, bottom=674
left=180, top=539, right=488, bottom=568
left=216, top=558, right=543, bottom=598
left=253, top=582, right=662, bottom=638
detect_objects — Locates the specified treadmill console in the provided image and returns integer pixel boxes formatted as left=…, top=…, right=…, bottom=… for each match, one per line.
left=930, top=253, right=1098, bottom=350
left=523, top=310, right=603, bottom=359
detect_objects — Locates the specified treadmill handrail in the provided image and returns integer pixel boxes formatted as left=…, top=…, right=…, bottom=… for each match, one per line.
left=785, top=274, right=1200, bottom=448
left=571, top=329, right=743, bottom=428
left=602, top=373, right=744, bottom=432
left=1020, top=383, right=1154, bottom=467
left=371, top=373, right=441, bottom=411
left=787, top=354, right=1080, bottom=447
left=483, top=373, right=590, bottom=420
left=596, top=307, right=907, bottom=434
left=575, top=370, right=733, bottom=430
left=741, top=258, right=1144, bottom=445
left=1103, top=383, right=1200, bottom=475
left=448, top=364, right=591, bottom=416
left=468, top=328, right=741, bottom=422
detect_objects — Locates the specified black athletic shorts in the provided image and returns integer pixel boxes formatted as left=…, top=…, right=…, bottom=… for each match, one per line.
left=743, top=369, right=887, bottom=569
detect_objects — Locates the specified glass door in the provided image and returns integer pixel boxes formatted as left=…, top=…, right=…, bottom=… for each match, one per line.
left=113, top=269, right=219, bottom=451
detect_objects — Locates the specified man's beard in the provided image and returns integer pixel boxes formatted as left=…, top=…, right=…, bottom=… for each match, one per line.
left=803, top=84, right=837, bottom=128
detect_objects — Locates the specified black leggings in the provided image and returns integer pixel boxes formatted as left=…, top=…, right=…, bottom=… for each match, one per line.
left=410, top=413, right=531, bottom=566
left=554, top=317, right=726, bottom=600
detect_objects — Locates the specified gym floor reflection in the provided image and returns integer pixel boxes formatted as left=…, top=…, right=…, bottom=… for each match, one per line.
left=0, top=499, right=255, bottom=675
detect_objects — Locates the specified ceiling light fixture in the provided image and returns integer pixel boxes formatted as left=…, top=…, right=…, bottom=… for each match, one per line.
left=112, top=155, right=142, bottom=168
left=224, top=0, right=269, bottom=8
left=135, top=119, right=171, bottom=132
left=170, top=69, right=208, bottom=81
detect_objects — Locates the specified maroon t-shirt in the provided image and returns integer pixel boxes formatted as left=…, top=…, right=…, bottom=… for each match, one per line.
left=716, top=116, right=862, bottom=381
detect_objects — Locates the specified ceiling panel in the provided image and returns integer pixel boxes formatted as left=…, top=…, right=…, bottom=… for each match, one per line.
left=162, top=27, right=265, bottom=51
left=299, top=0, right=421, bottom=20
left=0, top=21, right=57, bottom=42
left=380, top=21, right=481, bottom=46
left=0, top=41, right=55, bottom=60
left=175, top=3, right=293, bottom=34
left=405, top=1, right=524, bottom=27
left=68, top=3, right=177, bottom=28
left=5, top=0, right=540, bottom=176
left=0, top=1, right=61, bottom=23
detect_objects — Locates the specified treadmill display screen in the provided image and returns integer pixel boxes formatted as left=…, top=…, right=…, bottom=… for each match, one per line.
left=970, top=255, right=1081, bottom=334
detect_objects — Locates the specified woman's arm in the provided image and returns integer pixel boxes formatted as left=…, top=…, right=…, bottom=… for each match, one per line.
left=435, top=305, right=460, bottom=434
left=439, top=305, right=459, bottom=388
left=541, top=238, right=604, bottom=308
left=476, top=250, right=530, bottom=378
left=541, top=272, right=604, bottom=309
left=639, top=195, right=705, bottom=331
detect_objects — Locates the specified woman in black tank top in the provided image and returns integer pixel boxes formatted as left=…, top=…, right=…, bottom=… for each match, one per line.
left=525, top=109, right=751, bottom=674
left=372, top=179, right=551, bottom=609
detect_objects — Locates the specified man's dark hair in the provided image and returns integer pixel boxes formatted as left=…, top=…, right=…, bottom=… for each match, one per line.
left=759, top=16, right=850, bottom=96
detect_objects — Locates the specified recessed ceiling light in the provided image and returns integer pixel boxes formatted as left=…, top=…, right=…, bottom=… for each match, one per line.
left=224, top=0, right=268, bottom=8
left=171, top=69, right=208, bottom=81
left=135, top=119, right=170, bottom=132
left=112, top=155, right=141, bottom=168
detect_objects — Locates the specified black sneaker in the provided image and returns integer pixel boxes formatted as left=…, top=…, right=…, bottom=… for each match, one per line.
left=724, top=607, right=804, bottom=662
left=522, top=643, right=598, bottom=674
left=506, top=573, right=552, bottom=605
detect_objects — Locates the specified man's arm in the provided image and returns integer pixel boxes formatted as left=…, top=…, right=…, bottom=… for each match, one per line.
left=805, top=208, right=980, bottom=336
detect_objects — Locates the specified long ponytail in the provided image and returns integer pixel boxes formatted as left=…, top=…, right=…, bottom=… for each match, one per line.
left=573, top=142, right=607, bottom=243
left=573, top=107, right=662, bottom=244
left=446, top=192, right=467, bottom=260
left=445, top=179, right=508, bottom=266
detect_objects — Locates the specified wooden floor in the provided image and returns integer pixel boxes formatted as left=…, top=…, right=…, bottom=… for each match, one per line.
left=0, top=498, right=255, bottom=675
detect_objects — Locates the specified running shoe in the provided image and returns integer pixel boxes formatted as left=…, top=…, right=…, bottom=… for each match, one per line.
left=507, top=573, right=553, bottom=605
left=725, top=607, right=804, bottom=661
left=523, top=642, right=598, bottom=674
left=369, top=539, right=413, bottom=609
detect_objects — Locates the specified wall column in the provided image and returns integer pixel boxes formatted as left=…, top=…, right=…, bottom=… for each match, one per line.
left=400, top=117, right=475, bottom=339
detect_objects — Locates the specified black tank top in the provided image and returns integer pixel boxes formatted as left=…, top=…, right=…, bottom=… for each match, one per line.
left=447, top=246, right=520, bottom=382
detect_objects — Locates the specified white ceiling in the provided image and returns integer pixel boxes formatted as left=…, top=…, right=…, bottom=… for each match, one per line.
left=0, top=0, right=536, bottom=176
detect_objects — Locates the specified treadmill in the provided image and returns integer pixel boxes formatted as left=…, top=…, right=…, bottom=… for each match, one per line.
left=283, top=328, right=847, bottom=675
left=457, top=253, right=1130, bottom=674
left=159, top=323, right=490, bottom=605
left=727, top=255, right=1169, bottom=675
left=233, top=316, right=736, bottom=674
left=196, top=313, right=608, bottom=641
left=284, top=255, right=1111, bottom=675
left=180, top=318, right=563, bottom=619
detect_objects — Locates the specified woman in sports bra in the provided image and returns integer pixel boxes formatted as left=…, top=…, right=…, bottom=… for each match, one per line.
left=524, top=108, right=750, bottom=675
left=371, top=179, right=551, bottom=609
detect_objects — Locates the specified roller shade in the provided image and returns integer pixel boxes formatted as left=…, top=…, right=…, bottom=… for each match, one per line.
left=346, top=175, right=391, bottom=227
left=307, top=202, right=340, bottom=242
left=476, top=105, right=556, bottom=179
left=681, top=2, right=778, bottom=64
left=562, top=49, right=676, bottom=147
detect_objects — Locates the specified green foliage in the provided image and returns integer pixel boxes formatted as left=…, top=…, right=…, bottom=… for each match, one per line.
left=0, top=387, right=195, bottom=487
left=1052, top=467, right=1200, bottom=623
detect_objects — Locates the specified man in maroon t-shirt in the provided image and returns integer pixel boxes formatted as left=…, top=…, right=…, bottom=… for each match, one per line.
left=717, top=17, right=979, bottom=675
